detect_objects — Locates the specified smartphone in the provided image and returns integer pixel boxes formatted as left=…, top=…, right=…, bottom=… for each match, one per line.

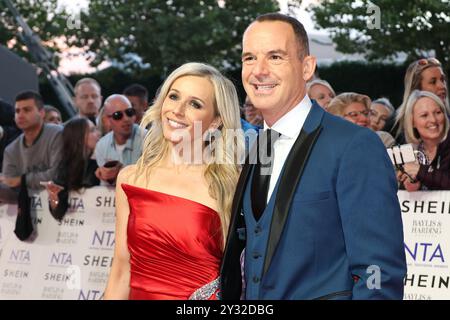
left=104, top=160, right=119, bottom=168
left=387, top=143, right=416, bottom=166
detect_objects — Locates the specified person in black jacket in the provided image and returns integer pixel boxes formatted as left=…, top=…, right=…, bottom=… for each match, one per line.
left=46, top=117, right=100, bottom=219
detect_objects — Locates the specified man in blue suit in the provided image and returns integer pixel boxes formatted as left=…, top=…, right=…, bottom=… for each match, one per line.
left=220, top=13, right=406, bottom=300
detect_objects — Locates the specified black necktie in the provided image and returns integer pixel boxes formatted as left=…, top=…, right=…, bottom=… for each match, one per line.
left=251, top=129, right=280, bottom=220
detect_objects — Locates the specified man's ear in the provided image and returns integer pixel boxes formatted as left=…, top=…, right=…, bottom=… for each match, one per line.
left=302, top=55, right=317, bottom=82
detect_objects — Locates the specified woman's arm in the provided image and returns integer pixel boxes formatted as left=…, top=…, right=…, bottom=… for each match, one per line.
left=416, top=163, right=450, bottom=189
left=415, top=146, right=450, bottom=190
left=415, top=136, right=450, bottom=190
left=103, top=165, right=134, bottom=299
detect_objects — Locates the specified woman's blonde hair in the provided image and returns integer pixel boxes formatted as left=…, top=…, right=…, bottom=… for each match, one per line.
left=403, top=90, right=449, bottom=145
left=395, top=58, right=449, bottom=138
left=135, top=62, right=243, bottom=248
left=327, top=92, right=371, bottom=117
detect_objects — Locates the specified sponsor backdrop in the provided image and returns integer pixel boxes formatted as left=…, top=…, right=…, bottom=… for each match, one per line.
left=1, top=189, right=449, bottom=300
left=399, top=190, right=450, bottom=300
left=0, top=186, right=115, bottom=300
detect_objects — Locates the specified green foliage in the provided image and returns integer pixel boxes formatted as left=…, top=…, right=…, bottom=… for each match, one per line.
left=0, top=0, right=70, bottom=61
left=39, top=65, right=244, bottom=121
left=317, top=61, right=406, bottom=107
left=309, top=0, right=450, bottom=69
left=67, top=0, right=280, bottom=75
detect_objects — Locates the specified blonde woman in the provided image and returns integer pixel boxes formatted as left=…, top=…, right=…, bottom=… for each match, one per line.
left=398, top=90, right=450, bottom=191
left=327, top=92, right=371, bottom=127
left=104, top=63, right=243, bottom=300
left=328, top=92, right=396, bottom=147
left=393, top=58, right=449, bottom=142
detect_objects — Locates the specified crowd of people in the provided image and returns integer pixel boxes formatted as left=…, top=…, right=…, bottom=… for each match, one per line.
left=0, top=12, right=448, bottom=300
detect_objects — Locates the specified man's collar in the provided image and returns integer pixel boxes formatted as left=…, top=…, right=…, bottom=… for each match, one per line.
left=111, top=124, right=137, bottom=149
left=22, top=122, right=45, bottom=148
left=264, top=95, right=312, bottom=139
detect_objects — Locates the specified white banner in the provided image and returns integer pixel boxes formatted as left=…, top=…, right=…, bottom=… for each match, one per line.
left=2, top=188, right=450, bottom=300
left=399, top=190, right=450, bottom=300
left=0, top=186, right=115, bottom=300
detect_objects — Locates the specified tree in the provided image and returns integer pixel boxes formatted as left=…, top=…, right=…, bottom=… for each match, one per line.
left=309, top=0, right=450, bottom=70
left=0, top=0, right=70, bottom=62
left=67, top=0, right=280, bottom=76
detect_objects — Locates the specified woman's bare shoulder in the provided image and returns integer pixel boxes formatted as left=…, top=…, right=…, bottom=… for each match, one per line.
left=117, top=164, right=137, bottom=183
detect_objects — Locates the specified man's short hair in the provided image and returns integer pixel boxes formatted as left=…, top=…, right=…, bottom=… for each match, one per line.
left=74, top=77, right=101, bottom=95
left=123, top=84, right=148, bottom=101
left=255, top=13, right=310, bottom=58
left=15, top=90, right=44, bottom=110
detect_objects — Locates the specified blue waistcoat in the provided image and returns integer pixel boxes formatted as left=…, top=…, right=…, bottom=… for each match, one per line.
left=243, top=165, right=282, bottom=300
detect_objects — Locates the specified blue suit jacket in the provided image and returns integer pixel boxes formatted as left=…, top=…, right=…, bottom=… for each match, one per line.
left=220, top=102, right=407, bottom=300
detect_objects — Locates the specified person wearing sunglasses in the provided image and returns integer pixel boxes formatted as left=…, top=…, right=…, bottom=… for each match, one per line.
left=94, top=94, right=146, bottom=186
left=393, top=57, right=449, bottom=144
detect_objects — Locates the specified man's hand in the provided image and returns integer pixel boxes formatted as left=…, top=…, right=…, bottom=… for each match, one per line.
left=95, top=163, right=122, bottom=185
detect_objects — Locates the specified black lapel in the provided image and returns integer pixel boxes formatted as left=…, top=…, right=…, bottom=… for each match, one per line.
left=220, top=141, right=256, bottom=299
left=263, top=126, right=322, bottom=275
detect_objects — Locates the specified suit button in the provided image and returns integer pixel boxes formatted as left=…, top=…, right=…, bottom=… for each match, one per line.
left=254, top=226, right=262, bottom=235
left=252, top=252, right=261, bottom=259
left=252, top=276, right=260, bottom=283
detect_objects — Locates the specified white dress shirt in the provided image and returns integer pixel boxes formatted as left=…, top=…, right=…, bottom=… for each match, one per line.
left=264, top=95, right=312, bottom=202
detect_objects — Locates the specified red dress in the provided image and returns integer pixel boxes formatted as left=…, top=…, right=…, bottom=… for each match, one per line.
left=122, top=183, right=222, bottom=300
